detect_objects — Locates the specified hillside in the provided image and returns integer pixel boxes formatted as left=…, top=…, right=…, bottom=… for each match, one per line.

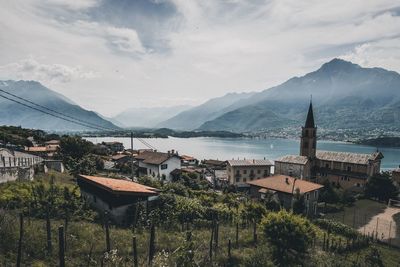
left=113, top=105, right=191, bottom=128
left=198, top=59, right=400, bottom=132
left=156, top=92, right=256, bottom=130
left=0, top=80, right=119, bottom=131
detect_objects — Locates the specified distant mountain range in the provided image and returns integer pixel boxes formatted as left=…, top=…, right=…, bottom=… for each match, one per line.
left=1, top=59, right=399, bottom=134
left=156, top=92, right=256, bottom=129
left=159, top=59, right=400, bottom=133
left=113, top=105, right=191, bottom=128
left=0, top=80, right=119, bottom=131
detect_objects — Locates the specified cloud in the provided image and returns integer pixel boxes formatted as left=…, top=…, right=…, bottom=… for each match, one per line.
left=0, top=58, right=97, bottom=83
left=1, top=0, right=400, bottom=116
left=42, top=0, right=100, bottom=10
left=339, top=37, right=400, bottom=72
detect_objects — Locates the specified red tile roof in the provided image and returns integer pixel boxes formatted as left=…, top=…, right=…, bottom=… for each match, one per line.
left=79, top=175, right=159, bottom=195
left=247, top=175, right=323, bottom=194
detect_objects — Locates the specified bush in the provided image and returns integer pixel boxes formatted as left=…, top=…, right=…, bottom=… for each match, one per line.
left=261, top=210, right=315, bottom=266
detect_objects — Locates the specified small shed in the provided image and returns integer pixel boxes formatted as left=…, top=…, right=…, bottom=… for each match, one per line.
left=77, top=175, right=159, bottom=223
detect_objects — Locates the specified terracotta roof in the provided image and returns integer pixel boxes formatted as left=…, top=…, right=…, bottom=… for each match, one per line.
left=275, top=155, right=309, bottom=165
left=181, top=155, right=196, bottom=161
left=247, top=175, right=323, bottom=194
left=79, top=175, right=159, bottom=195
left=135, top=151, right=179, bottom=165
left=316, top=150, right=383, bottom=165
left=26, top=146, right=48, bottom=152
left=227, top=159, right=273, bottom=167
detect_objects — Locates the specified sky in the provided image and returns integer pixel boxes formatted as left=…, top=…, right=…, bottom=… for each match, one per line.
left=0, top=0, right=400, bottom=117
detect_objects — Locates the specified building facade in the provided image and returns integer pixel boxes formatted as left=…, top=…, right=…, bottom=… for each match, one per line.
left=274, top=102, right=383, bottom=191
left=135, top=150, right=181, bottom=181
left=227, top=159, right=273, bottom=187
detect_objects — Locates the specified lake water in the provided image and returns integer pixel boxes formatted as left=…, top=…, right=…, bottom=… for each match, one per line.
left=85, top=137, right=400, bottom=170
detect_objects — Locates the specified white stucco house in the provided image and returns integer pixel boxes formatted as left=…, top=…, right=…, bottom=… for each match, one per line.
left=135, top=150, right=181, bottom=181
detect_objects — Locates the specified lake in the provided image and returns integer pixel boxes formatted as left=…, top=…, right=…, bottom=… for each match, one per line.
left=85, top=137, right=400, bottom=170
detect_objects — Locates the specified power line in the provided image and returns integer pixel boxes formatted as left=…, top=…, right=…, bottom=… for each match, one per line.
left=0, top=89, right=117, bottom=131
left=0, top=91, right=157, bottom=150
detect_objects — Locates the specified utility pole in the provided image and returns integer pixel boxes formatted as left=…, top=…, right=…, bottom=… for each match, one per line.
left=131, top=132, right=134, bottom=181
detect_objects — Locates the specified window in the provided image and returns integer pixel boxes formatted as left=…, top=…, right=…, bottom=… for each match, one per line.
left=243, top=170, right=247, bottom=174
left=236, top=170, right=240, bottom=175
left=325, top=163, right=329, bottom=168
left=306, top=193, right=310, bottom=200
left=243, top=178, right=247, bottom=182
left=305, top=130, right=309, bottom=137
left=313, top=140, right=316, bottom=149
left=257, top=169, right=261, bottom=174
left=236, top=177, right=240, bottom=182
left=356, top=183, right=361, bottom=187
left=161, top=164, right=168, bottom=170
left=347, top=166, right=352, bottom=172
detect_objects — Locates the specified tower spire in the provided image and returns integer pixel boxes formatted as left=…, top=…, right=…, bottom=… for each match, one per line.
left=305, top=98, right=315, bottom=128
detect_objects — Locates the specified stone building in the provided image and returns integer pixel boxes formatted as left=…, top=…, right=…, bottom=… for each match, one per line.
left=275, top=102, right=383, bottom=191
left=247, top=175, right=323, bottom=216
left=226, top=159, right=273, bottom=188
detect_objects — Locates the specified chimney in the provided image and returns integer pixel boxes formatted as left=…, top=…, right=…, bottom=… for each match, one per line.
left=285, top=177, right=289, bottom=184
left=253, top=159, right=255, bottom=163
left=176, top=150, right=178, bottom=155
left=171, top=149, right=175, bottom=154
left=168, top=150, right=170, bottom=156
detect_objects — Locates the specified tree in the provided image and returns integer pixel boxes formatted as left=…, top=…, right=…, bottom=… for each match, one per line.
left=365, top=172, right=398, bottom=202
left=292, top=189, right=306, bottom=215
left=59, top=135, right=94, bottom=160
left=261, top=210, right=315, bottom=266
left=318, top=180, right=340, bottom=204
left=68, top=155, right=97, bottom=177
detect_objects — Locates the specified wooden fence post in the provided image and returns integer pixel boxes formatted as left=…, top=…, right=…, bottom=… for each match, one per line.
left=132, top=236, right=138, bottom=267
left=253, top=221, right=257, bottom=245
left=46, top=210, right=52, bottom=254
left=105, top=213, right=111, bottom=252
left=16, top=213, right=24, bottom=267
left=209, top=223, right=214, bottom=262
left=148, top=224, right=155, bottom=265
left=58, top=226, right=65, bottom=267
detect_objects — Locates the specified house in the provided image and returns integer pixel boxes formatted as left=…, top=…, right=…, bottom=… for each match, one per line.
left=44, top=140, right=60, bottom=146
left=274, top=101, right=383, bottom=191
left=393, top=167, right=400, bottom=186
left=227, top=159, right=273, bottom=187
left=102, top=141, right=124, bottom=153
left=25, top=145, right=58, bottom=158
left=247, top=175, right=323, bottom=216
left=135, top=150, right=181, bottom=181
left=111, top=154, right=132, bottom=165
left=180, top=155, right=199, bottom=166
left=77, top=175, right=159, bottom=223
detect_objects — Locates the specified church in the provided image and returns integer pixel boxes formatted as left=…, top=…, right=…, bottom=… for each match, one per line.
left=274, top=102, right=383, bottom=191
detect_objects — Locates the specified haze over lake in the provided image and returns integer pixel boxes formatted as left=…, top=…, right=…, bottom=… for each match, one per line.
left=86, top=137, right=400, bottom=170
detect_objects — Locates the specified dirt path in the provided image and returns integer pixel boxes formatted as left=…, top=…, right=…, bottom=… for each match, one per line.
left=357, top=207, right=400, bottom=241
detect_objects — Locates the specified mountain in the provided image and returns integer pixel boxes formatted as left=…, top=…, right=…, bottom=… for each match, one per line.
left=113, top=105, right=191, bottom=128
left=156, top=92, right=256, bottom=130
left=198, top=59, right=400, bottom=132
left=0, top=80, right=119, bottom=131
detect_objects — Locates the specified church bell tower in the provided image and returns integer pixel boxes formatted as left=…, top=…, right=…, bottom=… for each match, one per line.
left=300, top=101, right=317, bottom=159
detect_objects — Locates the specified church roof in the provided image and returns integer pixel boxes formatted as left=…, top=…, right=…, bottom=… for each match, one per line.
left=275, top=155, right=309, bottom=165
left=305, top=102, right=315, bottom=128
left=316, top=150, right=383, bottom=165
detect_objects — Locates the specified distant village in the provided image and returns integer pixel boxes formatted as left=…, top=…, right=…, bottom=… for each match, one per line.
left=1, top=102, right=399, bottom=223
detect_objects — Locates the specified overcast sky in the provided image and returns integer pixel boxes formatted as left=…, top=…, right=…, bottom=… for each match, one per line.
left=0, top=0, right=400, bottom=117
